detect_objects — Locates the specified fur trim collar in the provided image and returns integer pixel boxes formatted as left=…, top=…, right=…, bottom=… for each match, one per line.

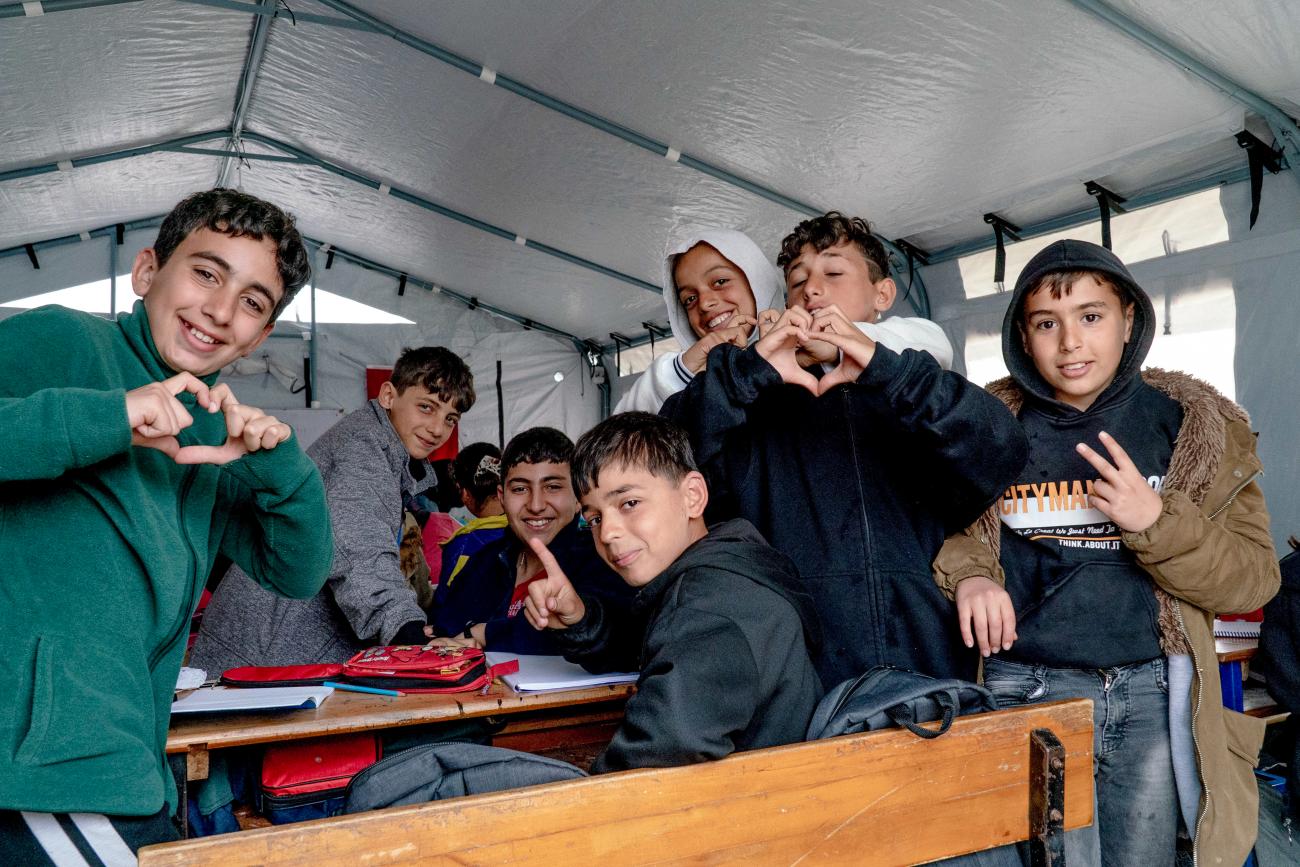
left=983, top=368, right=1249, bottom=655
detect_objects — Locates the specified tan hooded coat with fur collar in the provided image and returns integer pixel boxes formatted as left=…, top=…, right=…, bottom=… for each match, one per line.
left=934, top=368, right=1280, bottom=867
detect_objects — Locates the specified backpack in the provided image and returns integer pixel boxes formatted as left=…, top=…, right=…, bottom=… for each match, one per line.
left=806, top=665, right=998, bottom=741
left=344, top=742, right=587, bottom=813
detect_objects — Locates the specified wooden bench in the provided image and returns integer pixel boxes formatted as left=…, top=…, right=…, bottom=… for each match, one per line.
left=141, top=698, right=1093, bottom=866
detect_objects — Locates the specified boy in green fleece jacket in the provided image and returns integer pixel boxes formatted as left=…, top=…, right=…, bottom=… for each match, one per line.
left=0, top=189, right=333, bottom=860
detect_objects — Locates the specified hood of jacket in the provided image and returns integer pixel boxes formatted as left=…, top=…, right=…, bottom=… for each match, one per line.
left=1002, top=239, right=1156, bottom=415
left=634, top=518, right=822, bottom=652
left=662, top=228, right=786, bottom=347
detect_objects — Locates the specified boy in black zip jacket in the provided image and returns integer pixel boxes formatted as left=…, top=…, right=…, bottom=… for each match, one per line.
left=661, top=215, right=1027, bottom=687
left=525, top=412, right=823, bottom=772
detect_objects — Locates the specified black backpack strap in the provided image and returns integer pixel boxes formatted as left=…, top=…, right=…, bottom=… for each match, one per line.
left=885, top=688, right=959, bottom=739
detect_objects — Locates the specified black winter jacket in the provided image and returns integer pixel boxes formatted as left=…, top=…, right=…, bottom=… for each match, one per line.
left=662, top=343, right=1027, bottom=687
left=557, top=519, right=823, bottom=773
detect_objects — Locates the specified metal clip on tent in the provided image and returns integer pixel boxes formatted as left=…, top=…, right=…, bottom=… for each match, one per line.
left=892, top=239, right=930, bottom=311
left=982, top=213, right=1022, bottom=289
left=1085, top=181, right=1127, bottom=250
left=608, top=332, right=634, bottom=377
left=641, top=321, right=670, bottom=357
left=1236, top=130, right=1286, bottom=229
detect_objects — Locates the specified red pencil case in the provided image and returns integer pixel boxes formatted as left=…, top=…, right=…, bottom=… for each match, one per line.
left=221, top=645, right=518, bottom=694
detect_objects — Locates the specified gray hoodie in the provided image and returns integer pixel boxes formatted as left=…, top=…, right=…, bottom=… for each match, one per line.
left=190, top=399, right=435, bottom=673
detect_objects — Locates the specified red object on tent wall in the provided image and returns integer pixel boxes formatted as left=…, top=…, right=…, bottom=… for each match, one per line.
left=365, top=366, right=460, bottom=461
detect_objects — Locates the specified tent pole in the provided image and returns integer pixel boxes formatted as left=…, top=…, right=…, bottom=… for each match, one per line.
left=1065, top=0, right=1300, bottom=185
left=217, top=0, right=276, bottom=188
left=108, top=235, right=117, bottom=318
left=239, top=132, right=661, bottom=296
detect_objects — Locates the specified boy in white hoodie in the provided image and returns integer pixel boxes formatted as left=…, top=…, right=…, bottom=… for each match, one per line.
left=615, top=228, right=785, bottom=414
left=616, top=222, right=951, bottom=414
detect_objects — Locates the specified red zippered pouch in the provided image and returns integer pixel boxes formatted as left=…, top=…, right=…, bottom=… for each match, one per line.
left=221, top=645, right=518, bottom=694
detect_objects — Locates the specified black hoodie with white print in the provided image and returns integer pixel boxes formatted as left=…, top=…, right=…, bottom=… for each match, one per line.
left=997, top=240, right=1184, bottom=669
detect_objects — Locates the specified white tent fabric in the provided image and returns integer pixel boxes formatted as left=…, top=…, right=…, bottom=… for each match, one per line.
left=1, top=0, right=1297, bottom=546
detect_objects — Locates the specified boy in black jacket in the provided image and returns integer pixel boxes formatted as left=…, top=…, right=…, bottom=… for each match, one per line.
left=662, top=214, right=1028, bottom=687
left=525, top=412, right=823, bottom=772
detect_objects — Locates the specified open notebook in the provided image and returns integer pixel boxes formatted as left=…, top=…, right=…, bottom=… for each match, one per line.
left=171, top=685, right=333, bottom=715
left=486, top=653, right=637, bottom=693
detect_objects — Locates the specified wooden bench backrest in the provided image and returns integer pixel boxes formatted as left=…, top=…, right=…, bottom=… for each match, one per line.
left=141, top=698, right=1093, bottom=867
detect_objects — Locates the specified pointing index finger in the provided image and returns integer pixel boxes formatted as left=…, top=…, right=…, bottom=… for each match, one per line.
left=526, top=536, right=565, bottom=581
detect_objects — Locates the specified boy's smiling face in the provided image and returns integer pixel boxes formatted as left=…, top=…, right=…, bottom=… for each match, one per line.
left=1021, top=273, right=1134, bottom=411
left=132, top=227, right=282, bottom=376
left=674, top=243, right=757, bottom=339
left=378, top=382, right=460, bottom=459
left=502, top=461, right=579, bottom=548
left=580, top=462, right=707, bottom=587
left=784, top=240, right=895, bottom=322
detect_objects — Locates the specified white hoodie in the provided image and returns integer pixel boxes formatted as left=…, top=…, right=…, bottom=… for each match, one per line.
left=614, top=228, right=952, bottom=413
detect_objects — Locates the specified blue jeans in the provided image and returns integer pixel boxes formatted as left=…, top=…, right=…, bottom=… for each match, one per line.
left=983, top=656, right=1179, bottom=867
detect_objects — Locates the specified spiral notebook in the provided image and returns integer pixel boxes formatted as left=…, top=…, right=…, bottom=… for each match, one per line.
left=1213, top=619, right=1261, bottom=639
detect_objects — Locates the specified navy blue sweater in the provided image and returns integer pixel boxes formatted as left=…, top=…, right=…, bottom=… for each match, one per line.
left=430, top=516, right=632, bottom=654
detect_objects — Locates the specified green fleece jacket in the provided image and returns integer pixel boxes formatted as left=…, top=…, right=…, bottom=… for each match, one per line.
left=0, top=303, right=332, bottom=816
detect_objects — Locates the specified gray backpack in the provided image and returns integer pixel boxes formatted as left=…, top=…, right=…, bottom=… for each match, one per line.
left=344, top=742, right=587, bottom=813
left=806, top=665, right=998, bottom=741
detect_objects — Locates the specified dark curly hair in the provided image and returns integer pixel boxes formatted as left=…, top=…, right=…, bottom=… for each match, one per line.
left=153, top=188, right=311, bottom=320
left=776, top=211, right=890, bottom=282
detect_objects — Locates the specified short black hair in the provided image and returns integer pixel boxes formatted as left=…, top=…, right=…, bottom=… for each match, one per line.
left=391, top=346, right=475, bottom=412
left=501, top=427, right=574, bottom=477
left=153, top=188, right=311, bottom=319
left=452, top=441, right=502, bottom=504
left=571, top=412, right=698, bottom=498
left=776, top=211, right=890, bottom=281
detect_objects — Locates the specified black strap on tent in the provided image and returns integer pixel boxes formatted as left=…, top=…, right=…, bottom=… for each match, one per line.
left=115, top=223, right=125, bottom=246
left=1236, top=130, right=1284, bottom=229
left=302, top=356, right=313, bottom=408
left=982, top=213, right=1022, bottom=287
left=495, top=360, right=505, bottom=448
left=397, top=273, right=407, bottom=296
left=24, top=244, right=39, bottom=270
left=1085, top=181, right=1127, bottom=250
left=892, top=239, right=929, bottom=308
left=468, top=297, right=479, bottom=310
left=324, top=247, right=335, bottom=269
left=608, top=332, right=633, bottom=377
left=641, top=321, right=670, bottom=356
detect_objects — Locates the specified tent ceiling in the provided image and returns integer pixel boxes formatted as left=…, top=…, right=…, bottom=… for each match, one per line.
left=2, top=0, right=1297, bottom=348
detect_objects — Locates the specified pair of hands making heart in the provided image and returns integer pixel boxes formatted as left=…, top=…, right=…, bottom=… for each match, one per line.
left=956, top=431, right=1164, bottom=657
left=754, top=305, right=876, bottom=395
left=126, top=371, right=291, bottom=465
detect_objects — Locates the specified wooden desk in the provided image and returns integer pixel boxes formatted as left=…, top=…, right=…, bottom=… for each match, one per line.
left=168, top=681, right=633, bottom=782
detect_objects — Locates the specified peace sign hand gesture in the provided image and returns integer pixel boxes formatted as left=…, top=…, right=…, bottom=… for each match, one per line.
left=1076, top=431, right=1163, bottom=533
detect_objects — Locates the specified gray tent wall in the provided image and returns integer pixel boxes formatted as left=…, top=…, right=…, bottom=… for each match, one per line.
left=923, top=174, right=1300, bottom=558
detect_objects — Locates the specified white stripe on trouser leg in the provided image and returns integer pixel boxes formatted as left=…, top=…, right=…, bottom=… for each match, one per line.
left=19, top=812, right=92, bottom=867
left=69, top=814, right=137, bottom=867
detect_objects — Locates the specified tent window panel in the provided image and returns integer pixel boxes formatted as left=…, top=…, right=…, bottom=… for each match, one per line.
left=618, top=336, right=682, bottom=376
left=0, top=274, right=133, bottom=317
left=3, top=279, right=417, bottom=326
left=959, top=188, right=1230, bottom=300
left=280, top=285, right=416, bottom=325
